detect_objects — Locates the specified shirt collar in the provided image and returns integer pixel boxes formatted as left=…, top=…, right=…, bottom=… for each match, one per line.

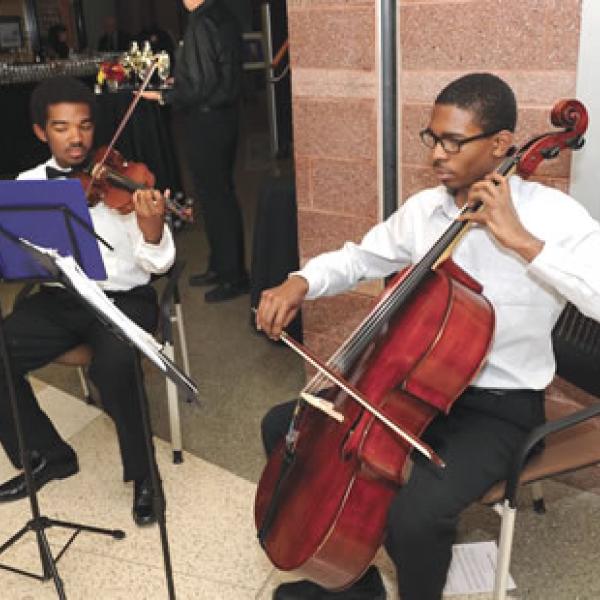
left=46, top=156, right=66, bottom=171
left=429, top=174, right=523, bottom=221
left=425, top=185, right=461, bottom=221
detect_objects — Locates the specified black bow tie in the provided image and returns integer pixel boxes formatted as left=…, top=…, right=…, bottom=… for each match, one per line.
left=46, top=166, right=73, bottom=179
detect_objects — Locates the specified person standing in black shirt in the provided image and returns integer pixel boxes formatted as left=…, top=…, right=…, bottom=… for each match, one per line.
left=141, top=0, right=248, bottom=303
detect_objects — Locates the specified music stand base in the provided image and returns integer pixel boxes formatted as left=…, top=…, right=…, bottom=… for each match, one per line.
left=0, top=514, right=124, bottom=597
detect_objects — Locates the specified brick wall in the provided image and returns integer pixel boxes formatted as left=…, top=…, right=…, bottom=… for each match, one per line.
left=289, top=0, right=582, bottom=362
left=288, top=0, right=379, bottom=359
left=400, top=0, right=582, bottom=199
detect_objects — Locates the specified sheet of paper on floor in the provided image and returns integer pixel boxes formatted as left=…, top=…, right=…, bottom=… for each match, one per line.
left=444, top=541, right=516, bottom=596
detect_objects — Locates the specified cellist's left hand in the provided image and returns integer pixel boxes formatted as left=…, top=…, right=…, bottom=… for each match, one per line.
left=132, top=188, right=166, bottom=244
left=459, top=172, right=544, bottom=263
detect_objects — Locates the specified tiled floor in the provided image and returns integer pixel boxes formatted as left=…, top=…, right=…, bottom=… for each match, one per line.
left=1, top=378, right=600, bottom=599
left=0, top=378, right=398, bottom=600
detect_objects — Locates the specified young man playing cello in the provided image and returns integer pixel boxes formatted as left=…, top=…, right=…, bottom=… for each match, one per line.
left=0, top=76, right=174, bottom=526
left=256, top=73, right=600, bottom=599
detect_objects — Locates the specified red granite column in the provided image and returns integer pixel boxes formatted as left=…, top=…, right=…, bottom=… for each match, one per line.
left=288, top=0, right=380, bottom=359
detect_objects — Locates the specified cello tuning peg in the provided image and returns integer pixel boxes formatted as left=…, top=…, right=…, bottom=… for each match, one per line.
left=567, top=135, right=585, bottom=150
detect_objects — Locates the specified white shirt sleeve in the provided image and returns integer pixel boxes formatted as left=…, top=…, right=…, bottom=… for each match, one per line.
left=133, top=223, right=176, bottom=275
left=17, top=159, right=177, bottom=288
left=523, top=184, right=600, bottom=320
left=296, top=205, right=416, bottom=299
left=528, top=229, right=600, bottom=321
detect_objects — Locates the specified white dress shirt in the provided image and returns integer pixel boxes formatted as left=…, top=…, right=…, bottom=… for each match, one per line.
left=17, top=158, right=175, bottom=291
left=297, top=176, right=600, bottom=390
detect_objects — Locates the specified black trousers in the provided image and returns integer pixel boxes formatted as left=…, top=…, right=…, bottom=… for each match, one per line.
left=261, top=387, right=545, bottom=600
left=0, top=285, right=158, bottom=482
left=182, top=105, right=246, bottom=284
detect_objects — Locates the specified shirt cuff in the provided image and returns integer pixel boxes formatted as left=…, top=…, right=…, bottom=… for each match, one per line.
left=135, top=225, right=175, bottom=273
left=289, top=264, right=325, bottom=300
left=527, top=242, right=564, bottom=280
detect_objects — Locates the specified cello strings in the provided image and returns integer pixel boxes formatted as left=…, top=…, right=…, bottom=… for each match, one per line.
left=302, top=154, right=519, bottom=398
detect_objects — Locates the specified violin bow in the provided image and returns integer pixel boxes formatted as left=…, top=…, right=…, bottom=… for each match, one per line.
left=86, top=61, right=159, bottom=197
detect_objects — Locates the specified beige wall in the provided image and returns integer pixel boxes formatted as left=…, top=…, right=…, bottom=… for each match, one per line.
left=289, top=0, right=582, bottom=361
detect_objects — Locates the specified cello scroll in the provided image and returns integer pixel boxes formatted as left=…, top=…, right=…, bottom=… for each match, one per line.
left=514, top=99, right=588, bottom=178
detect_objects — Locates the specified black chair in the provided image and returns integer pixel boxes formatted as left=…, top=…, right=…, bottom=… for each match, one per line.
left=480, top=303, right=600, bottom=599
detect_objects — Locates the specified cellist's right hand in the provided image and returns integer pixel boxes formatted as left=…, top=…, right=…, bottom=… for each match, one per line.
left=256, top=275, right=309, bottom=340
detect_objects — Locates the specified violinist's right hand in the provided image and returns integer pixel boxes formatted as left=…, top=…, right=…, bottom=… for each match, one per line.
left=132, top=188, right=166, bottom=244
left=256, top=275, right=309, bottom=340
left=136, top=90, right=162, bottom=102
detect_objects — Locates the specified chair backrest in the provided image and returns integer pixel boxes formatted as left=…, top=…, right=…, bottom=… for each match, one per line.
left=553, top=302, right=600, bottom=397
left=481, top=386, right=600, bottom=505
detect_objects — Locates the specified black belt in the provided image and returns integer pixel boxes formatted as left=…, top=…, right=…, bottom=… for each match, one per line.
left=467, top=386, right=541, bottom=396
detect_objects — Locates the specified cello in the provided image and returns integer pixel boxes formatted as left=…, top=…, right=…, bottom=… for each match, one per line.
left=254, top=99, right=589, bottom=589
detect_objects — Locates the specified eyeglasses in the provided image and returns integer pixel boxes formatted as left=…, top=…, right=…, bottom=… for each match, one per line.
left=419, top=128, right=502, bottom=154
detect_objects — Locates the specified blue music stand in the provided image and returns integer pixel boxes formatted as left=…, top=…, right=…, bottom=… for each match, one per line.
left=0, top=180, right=124, bottom=599
left=0, top=179, right=109, bottom=281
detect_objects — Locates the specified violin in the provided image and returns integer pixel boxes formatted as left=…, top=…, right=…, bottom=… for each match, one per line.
left=254, top=99, right=589, bottom=590
left=76, top=146, right=194, bottom=225
left=76, top=59, right=192, bottom=226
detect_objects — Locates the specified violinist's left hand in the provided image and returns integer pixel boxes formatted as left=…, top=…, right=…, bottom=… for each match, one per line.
left=132, top=188, right=165, bottom=244
left=459, top=172, right=544, bottom=263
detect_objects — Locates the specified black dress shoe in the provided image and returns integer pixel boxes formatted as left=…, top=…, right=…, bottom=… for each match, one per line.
left=0, top=452, right=79, bottom=503
left=273, top=566, right=386, bottom=600
left=133, top=478, right=156, bottom=526
left=188, top=270, right=219, bottom=287
left=204, top=278, right=250, bottom=303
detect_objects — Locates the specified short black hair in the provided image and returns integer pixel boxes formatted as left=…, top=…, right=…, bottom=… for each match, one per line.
left=30, top=76, right=96, bottom=128
left=435, top=73, right=517, bottom=133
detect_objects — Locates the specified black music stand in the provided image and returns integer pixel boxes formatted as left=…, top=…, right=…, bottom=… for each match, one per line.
left=0, top=180, right=198, bottom=599
left=0, top=180, right=121, bottom=599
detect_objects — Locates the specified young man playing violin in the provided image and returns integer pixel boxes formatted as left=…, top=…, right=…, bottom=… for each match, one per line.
left=256, top=73, right=600, bottom=600
left=0, top=76, right=175, bottom=526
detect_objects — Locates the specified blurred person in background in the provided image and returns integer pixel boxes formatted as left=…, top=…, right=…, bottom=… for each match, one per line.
left=140, top=0, right=248, bottom=304
left=46, top=24, right=71, bottom=59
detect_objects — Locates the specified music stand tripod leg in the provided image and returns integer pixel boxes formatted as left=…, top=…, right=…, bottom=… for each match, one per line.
left=132, top=348, right=177, bottom=599
left=0, top=302, right=125, bottom=599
